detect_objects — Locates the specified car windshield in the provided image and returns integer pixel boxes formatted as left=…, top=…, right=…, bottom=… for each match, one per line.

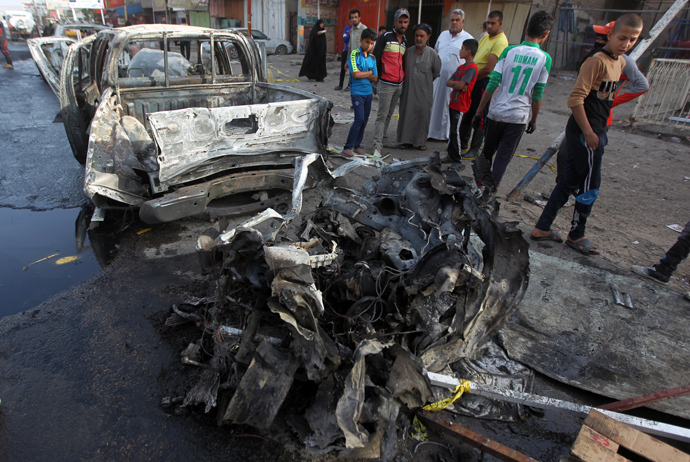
left=117, top=36, right=252, bottom=87
left=252, top=30, right=267, bottom=40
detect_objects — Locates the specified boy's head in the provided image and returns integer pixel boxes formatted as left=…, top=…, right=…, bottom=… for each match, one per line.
left=360, top=27, right=377, bottom=52
left=378, top=25, right=387, bottom=36
left=460, top=38, right=478, bottom=60
left=605, top=13, right=643, bottom=57
left=526, top=10, right=553, bottom=42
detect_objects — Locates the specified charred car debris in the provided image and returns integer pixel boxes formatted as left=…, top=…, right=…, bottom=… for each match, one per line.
left=30, top=24, right=538, bottom=458
left=28, top=25, right=333, bottom=225
left=163, top=152, right=531, bottom=459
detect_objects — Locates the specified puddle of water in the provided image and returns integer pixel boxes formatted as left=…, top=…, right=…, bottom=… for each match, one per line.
left=0, top=207, right=116, bottom=319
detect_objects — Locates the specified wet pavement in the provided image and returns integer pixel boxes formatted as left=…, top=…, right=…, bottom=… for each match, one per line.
left=0, top=41, right=97, bottom=318
left=0, top=207, right=104, bottom=318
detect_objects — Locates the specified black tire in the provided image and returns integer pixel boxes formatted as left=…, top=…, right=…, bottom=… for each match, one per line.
left=275, top=45, right=287, bottom=55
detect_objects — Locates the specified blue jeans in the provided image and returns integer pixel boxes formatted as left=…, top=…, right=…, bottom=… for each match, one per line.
left=345, top=94, right=372, bottom=150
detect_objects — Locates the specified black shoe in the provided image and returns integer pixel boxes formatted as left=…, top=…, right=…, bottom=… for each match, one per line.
left=631, top=265, right=670, bottom=285
left=462, top=147, right=481, bottom=159
left=334, top=85, right=342, bottom=90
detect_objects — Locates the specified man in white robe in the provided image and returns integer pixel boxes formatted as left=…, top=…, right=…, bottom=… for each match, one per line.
left=427, top=9, right=473, bottom=141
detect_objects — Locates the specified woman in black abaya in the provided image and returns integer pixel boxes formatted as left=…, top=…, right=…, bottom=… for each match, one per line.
left=299, top=20, right=327, bottom=82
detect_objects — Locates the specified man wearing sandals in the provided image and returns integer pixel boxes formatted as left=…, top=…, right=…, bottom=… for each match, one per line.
left=396, top=23, right=441, bottom=151
left=530, top=14, right=643, bottom=255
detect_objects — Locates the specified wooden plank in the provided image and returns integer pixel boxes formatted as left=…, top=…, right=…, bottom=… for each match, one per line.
left=585, top=410, right=690, bottom=462
left=572, top=425, right=626, bottom=462
left=417, top=410, right=539, bottom=462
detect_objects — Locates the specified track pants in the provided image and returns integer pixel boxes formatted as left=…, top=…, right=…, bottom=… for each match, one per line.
left=1, top=39, right=12, bottom=65
left=474, top=118, right=526, bottom=188
left=536, top=127, right=608, bottom=241
left=447, top=108, right=464, bottom=161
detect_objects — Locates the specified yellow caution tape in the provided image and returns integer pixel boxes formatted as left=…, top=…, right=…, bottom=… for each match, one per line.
left=137, top=228, right=151, bottom=235
left=267, top=69, right=275, bottom=84
left=423, top=380, right=471, bottom=412
left=23, top=252, right=60, bottom=270
left=411, top=415, right=428, bottom=441
left=268, top=65, right=300, bottom=82
left=55, top=256, right=79, bottom=265
left=514, top=154, right=557, bottom=174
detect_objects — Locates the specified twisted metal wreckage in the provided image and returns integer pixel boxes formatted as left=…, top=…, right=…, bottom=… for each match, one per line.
left=167, top=152, right=530, bottom=459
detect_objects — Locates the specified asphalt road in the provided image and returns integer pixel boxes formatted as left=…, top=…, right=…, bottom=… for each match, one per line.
left=1, top=43, right=686, bottom=462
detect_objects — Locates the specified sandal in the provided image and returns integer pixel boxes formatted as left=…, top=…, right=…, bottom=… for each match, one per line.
left=565, top=238, right=599, bottom=256
left=530, top=230, right=563, bottom=243
left=419, top=145, right=427, bottom=151
left=341, top=148, right=354, bottom=158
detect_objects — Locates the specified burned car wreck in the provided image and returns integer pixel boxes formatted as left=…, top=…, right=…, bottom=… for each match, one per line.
left=29, top=25, right=333, bottom=225
left=165, top=153, right=530, bottom=459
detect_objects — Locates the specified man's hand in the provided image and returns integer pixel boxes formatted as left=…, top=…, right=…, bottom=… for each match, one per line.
left=472, top=114, right=482, bottom=129
left=583, top=131, right=600, bottom=150
left=526, top=120, right=537, bottom=134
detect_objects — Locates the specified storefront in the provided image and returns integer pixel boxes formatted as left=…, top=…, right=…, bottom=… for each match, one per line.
left=297, top=0, right=338, bottom=53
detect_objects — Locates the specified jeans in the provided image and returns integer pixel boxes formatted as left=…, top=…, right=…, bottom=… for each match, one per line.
left=656, top=220, right=690, bottom=277
left=447, top=108, right=464, bottom=161
left=373, top=82, right=402, bottom=150
left=536, top=127, right=608, bottom=240
left=345, top=94, right=373, bottom=150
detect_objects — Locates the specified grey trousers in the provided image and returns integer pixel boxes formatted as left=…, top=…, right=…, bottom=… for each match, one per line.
left=373, top=82, right=402, bottom=150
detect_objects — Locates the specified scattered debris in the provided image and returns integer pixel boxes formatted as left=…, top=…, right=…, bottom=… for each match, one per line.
left=668, top=224, right=685, bottom=233
left=166, top=152, right=530, bottom=459
left=609, top=284, right=634, bottom=309
left=417, top=410, right=537, bottom=462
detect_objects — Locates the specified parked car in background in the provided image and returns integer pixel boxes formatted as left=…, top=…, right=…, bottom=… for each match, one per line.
left=28, top=23, right=111, bottom=97
left=223, top=27, right=293, bottom=55
left=28, top=25, right=332, bottom=225
left=2, top=11, right=36, bottom=39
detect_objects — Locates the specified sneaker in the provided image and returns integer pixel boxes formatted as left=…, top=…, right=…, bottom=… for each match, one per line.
left=3, top=64, right=13, bottom=69
left=334, top=85, right=342, bottom=90
left=462, top=147, right=480, bottom=159
left=631, top=265, right=670, bottom=285
left=341, top=148, right=354, bottom=158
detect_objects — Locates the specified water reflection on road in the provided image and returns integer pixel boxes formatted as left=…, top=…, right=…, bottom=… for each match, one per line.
left=0, top=207, right=118, bottom=318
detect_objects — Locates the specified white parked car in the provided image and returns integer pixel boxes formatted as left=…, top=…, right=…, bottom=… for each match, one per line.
left=2, top=11, right=35, bottom=39
left=224, top=27, right=293, bottom=55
